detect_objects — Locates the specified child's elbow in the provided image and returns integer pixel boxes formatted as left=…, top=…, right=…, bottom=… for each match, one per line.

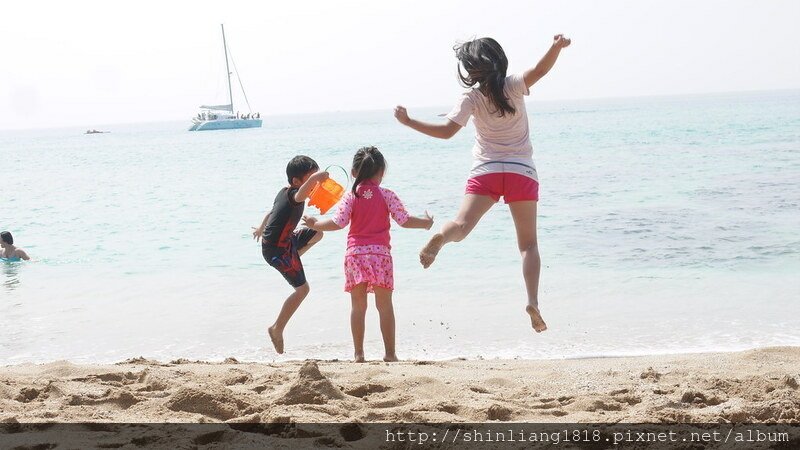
left=442, top=122, right=461, bottom=139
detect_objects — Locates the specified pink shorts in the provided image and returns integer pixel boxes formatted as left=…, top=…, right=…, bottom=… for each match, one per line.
left=344, top=254, right=394, bottom=293
left=465, top=173, right=539, bottom=203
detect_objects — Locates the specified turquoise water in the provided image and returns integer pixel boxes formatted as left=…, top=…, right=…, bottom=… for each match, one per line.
left=2, top=90, right=799, bottom=363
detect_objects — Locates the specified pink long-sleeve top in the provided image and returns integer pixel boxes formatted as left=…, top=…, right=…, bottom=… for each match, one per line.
left=331, top=180, right=409, bottom=256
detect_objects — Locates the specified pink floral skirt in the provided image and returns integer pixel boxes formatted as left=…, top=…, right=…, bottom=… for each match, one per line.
left=344, top=249, right=394, bottom=293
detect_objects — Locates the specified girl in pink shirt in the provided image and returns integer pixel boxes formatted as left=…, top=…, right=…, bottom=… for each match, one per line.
left=394, top=35, right=571, bottom=334
left=303, top=146, right=433, bottom=362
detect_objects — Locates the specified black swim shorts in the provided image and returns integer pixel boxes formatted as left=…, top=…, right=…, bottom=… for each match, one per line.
left=262, top=228, right=318, bottom=288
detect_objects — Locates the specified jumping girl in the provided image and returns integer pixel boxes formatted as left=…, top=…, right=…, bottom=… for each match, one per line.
left=394, top=35, right=571, bottom=333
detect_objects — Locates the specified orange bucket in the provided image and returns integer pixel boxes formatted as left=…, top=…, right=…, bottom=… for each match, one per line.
left=308, top=166, right=349, bottom=214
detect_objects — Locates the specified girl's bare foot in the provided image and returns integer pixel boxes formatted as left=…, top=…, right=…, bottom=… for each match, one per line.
left=268, top=326, right=284, bottom=354
left=526, top=305, right=547, bottom=333
left=354, top=353, right=366, bottom=363
left=419, top=233, right=445, bottom=268
left=383, top=354, right=399, bottom=362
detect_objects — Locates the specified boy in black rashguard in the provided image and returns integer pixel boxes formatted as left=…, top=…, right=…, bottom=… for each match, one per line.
left=252, top=155, right=329, bottom=354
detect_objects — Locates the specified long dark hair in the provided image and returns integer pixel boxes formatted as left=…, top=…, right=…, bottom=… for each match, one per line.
left=454, top=37, right=515, bottom=117
left=351, top=146, right=386, bottom=198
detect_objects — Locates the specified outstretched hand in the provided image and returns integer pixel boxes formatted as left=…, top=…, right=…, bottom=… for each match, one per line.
left=302, top=215, right=318, bottom=230
left=423, top=210, right=434, bottom=230
left=394, top=106, right=411, bottom=125
left=553, top=34, right=571, bottom=49
left=251, top=227, right=263, bottom=242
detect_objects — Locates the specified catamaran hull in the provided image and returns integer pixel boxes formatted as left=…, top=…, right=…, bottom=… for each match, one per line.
left=189, top=118, right=262, bottom=131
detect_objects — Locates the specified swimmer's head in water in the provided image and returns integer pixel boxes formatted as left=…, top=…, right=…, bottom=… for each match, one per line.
left=0, top=231, right=12, bottom=245
left=286, top=155, right=319, bottom=186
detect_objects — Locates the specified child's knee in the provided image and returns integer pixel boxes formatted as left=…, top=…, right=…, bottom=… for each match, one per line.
left=295, top=282, right=310, bottom=296
left=315, top=230, right=324, bottom=240
left=375, top=298, right=393, bottom=312
left=518, top=241, right=538, bottom=253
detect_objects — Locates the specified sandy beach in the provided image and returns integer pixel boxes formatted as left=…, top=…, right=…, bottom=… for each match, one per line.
left=1, top=347, right=798, bottom=424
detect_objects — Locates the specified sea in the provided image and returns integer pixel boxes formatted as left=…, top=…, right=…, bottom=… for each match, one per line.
left=2, top=89, right=799, bottom=364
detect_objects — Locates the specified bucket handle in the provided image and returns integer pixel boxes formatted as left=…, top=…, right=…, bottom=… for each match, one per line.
left=324, top=164, right=351, bottom=188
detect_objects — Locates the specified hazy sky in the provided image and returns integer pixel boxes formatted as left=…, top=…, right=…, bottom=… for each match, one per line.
left=3, top=0, right=799, bottom=130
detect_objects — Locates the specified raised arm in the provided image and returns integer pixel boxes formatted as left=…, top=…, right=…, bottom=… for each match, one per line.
left=293, top=171, right=329, bottom=203
left=394, top=106, right=462, bottom=139
left=523, top=34, right=571, bottom=88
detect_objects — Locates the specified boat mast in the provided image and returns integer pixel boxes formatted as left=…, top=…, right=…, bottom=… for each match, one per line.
left=221, top=24, right=234, bottom=113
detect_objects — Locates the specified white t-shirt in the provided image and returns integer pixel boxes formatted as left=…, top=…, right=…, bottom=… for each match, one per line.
left=446, top=73, right=538, bottom=181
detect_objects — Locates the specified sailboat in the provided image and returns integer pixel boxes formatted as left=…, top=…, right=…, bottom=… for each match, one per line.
left=189, top=24, right=262, bottom=131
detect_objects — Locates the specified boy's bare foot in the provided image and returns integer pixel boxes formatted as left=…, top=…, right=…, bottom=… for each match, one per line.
left=354, top=353, right=366, bottom=363
left=526, top=305, right=547, bottom=333
left=268, top=326, right=284, bottom=354
left=419, top=233, right=445, bottom=269
left=383, top=354, right=399, bottom=362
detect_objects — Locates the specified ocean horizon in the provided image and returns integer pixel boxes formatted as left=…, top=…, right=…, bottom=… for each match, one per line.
left=5, top=87, right=798, bottom=133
